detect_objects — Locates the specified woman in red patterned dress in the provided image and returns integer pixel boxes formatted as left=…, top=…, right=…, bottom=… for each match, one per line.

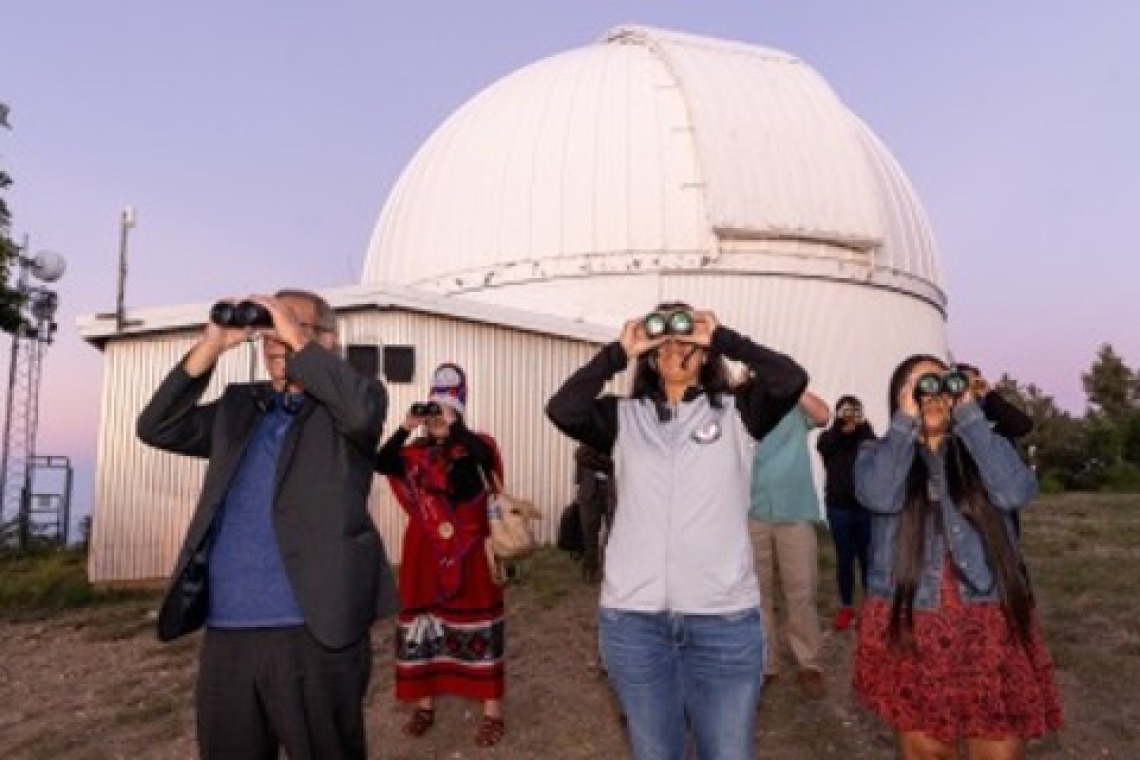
left=852, top=354, right=1062, bottom=760
left=373, top=363, right=506, bottom=748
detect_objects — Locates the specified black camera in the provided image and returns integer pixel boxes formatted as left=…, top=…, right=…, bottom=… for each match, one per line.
left=644, top=310, right=694, bottom=338
left=210, top=300, right=273, bottom=329
left=410, top=401, right=442, bottom=417
left=913, top=370, right=969, bottom=401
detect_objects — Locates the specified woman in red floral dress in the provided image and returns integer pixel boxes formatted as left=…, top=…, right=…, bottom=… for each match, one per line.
left=852, top=354, right=1062, bottom=759
left=373, top=363, right=506, bottom=748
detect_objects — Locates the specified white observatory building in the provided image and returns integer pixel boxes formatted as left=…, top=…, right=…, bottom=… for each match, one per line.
left=80, top=26, right=947, bottom=583
left=365, top=25, right=947, bottom=411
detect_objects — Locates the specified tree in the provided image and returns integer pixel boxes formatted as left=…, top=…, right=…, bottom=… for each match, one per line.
left=1081, top=343, right=1139, bottom=421
left=0, top=101, right=27, bottom=333
left=1122, top=410, right=1140, bottom=467
left=1078, top=344, right=1140, bottom=473
left=994, top=374, right=1084, bottom=484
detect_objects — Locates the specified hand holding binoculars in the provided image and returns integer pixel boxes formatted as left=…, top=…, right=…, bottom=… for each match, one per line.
left=210, top=300, right=273, bottom=329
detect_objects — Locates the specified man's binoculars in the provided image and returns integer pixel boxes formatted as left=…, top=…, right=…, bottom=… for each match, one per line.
left=913, top=370, right=969, bottom=401
left=210, top=300, right=273, bottom=329
left=643, top=310, right=694, bottom=339
left=410, top=401, right=443, bottom=417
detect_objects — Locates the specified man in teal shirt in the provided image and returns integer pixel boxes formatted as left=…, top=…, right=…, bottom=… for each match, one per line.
left=749, top=390, right=830, bottom=699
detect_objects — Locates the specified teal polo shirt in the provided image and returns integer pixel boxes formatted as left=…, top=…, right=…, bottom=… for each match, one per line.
left=749, top=407, right=822, bottom=523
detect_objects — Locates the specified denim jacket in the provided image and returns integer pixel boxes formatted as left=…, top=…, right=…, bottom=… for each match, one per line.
left=853, top=400, right=1038, bottom=608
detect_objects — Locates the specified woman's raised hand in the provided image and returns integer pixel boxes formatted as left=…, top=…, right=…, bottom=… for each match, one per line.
left=620, top=318, right=665, bottom=361
left=898, top=370, right=921, bottom=418
left=684, top=310, right=720, bottom=347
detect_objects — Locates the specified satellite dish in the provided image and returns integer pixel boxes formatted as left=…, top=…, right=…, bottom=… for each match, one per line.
left=29, top=291, right=59, bottom=321
left=30, top=251, right=66, bottom=282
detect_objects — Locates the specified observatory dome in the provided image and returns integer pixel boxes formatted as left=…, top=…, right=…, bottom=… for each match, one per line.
left=362, top=25, right=944, bottom=323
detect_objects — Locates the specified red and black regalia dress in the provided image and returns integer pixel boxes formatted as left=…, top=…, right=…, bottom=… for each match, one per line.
left=374, top=422, right=505, bottom=702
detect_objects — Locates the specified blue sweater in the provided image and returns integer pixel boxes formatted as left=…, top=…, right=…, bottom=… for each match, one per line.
left=207, top=395, right=305, bottom=628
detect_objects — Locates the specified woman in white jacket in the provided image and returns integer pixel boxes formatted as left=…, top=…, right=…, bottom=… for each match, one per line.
left=546, top=303, right=808, bottom=760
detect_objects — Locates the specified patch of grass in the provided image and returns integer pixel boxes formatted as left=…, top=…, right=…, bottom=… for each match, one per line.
left=518, top=548, right=581, bottom=608
left=0, top=548, right=153, bottom=617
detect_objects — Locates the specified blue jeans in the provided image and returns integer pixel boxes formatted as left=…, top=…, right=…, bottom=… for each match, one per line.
left=598, top=607, right=764, bottom=760
left=827, top=506, right=870, bottom=607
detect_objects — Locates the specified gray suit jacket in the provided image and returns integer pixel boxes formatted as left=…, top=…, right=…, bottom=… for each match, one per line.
left=137, top=341, right=399, bottom=649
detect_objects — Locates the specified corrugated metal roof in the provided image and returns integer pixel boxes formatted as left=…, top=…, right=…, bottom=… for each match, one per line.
left=75, top=283, right=614, bottom=346
left=362, top=25, right=943, bottom=306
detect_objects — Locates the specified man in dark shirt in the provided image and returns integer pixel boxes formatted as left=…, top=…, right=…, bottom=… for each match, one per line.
left=957, top=363, right=1034, bottom=441
left=137, top=289, right=397, bottom=759
left=957, top=363, right=1035, bottom=536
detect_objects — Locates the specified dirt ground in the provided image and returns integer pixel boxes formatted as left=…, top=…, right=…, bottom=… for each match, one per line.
left=1, top=494, right=1136, bottom=758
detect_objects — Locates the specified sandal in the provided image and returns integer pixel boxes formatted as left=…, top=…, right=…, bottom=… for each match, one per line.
left=402, top=707, right=435, bottom=738
left=474, top=715, right=505, bottom=747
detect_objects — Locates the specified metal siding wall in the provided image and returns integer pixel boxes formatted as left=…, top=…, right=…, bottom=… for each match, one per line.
left=341, top=311, right=605, bottom=561
left=89, top=333, right=267, bottom=582
left=89, top=314, right=604, bottom=582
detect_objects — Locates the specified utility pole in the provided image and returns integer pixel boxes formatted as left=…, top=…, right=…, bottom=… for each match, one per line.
left=0, top=239, right=68, bottom=547
left=115, top=206, right=136, bottom=333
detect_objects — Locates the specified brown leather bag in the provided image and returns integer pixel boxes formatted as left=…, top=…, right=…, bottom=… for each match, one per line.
left=480, top=470, right=542, bottom=562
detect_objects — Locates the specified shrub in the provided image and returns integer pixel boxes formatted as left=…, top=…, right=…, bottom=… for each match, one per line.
left=1100, top=462, right=1140, bottom=493
left=1038, top=470, right=1067, bottom=494
left=0, top=548, right=145, bottom=614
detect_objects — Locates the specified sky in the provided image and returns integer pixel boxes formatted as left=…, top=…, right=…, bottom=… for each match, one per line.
left=4, top=1, right=1138, bottom=527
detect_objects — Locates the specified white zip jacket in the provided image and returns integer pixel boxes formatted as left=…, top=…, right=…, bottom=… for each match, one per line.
left=546, top=327, right=809, bottom=615
left=607, top=394, right=758, bottom=612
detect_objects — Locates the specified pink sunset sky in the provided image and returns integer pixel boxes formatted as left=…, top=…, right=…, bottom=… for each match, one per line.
left=4, top=2, right=1138, bottom=528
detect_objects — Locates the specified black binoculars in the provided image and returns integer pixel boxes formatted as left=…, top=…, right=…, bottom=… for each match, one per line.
left=913, top=370, right=969, bottom=401
left=210, top=300, right=273, bottom=329
left=644, top=310, right=694, bottom=339
left=410, top=401, right=443, bottom=417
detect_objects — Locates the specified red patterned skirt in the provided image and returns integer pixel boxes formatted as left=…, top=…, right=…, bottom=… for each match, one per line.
left=395, top=523, right=505, bottom=701
left=853, top=560, right=1062, bottom=742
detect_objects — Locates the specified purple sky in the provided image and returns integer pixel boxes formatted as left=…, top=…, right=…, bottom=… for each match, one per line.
left=4, top=2, right=1138, bottom=524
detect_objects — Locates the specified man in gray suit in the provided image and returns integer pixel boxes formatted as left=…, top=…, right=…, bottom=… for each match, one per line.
left=138, top=289, right=398, bottom=759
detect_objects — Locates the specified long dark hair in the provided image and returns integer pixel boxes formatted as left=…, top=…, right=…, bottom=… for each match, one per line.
left=886, top=354, right=1033, bottom=647
left=630, top=301, right=730, bottom=406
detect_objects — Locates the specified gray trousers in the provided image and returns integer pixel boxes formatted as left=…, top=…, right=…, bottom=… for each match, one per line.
left=196, top=626, right=371, bottom=759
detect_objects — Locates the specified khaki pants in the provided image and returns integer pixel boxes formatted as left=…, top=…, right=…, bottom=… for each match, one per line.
left=749, top=521, right=822, bottom=676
